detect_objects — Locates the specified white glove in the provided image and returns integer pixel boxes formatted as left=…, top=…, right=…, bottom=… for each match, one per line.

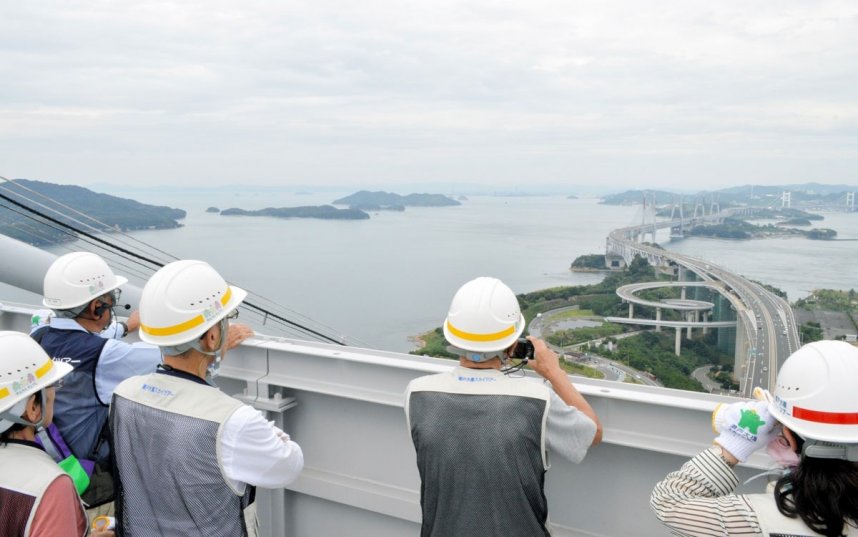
left=712, top=400, right=778, bottom=462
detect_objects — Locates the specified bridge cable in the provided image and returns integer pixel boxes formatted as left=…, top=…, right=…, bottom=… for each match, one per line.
left=0, top=187, right=347, bottom=346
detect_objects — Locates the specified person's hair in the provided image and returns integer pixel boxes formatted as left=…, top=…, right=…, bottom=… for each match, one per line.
left=774, top=454, right=858, bottom=537
left=0, top=391, right=42, bottom=445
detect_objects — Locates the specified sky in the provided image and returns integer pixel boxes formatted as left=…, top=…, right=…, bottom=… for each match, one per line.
left=1, top=1, right=857, bottom=193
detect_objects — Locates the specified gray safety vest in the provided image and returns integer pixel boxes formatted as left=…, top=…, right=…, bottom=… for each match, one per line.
left=406, top=369, right=551, bottom=537
left=110, top=371, right=250, bottom=537
left=0, top=441, right=86, bottom=537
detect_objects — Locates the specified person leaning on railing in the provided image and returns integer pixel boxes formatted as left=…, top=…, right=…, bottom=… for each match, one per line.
left=34, top=252, right=163, bottom=512
left=109, top=260, right=303, bottom=537
left=651, top=340, right=858, bottom=537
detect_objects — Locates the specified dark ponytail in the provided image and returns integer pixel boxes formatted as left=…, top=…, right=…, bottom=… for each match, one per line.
left=774, top=457, right=858, bottom=537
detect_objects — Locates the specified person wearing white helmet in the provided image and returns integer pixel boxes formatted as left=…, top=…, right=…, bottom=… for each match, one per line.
left=36, top=251, right=163, bottom=510
left=651, top=340, right=858, bottom=537
left=405, top=277, right=602, bottom=537
left=109, top=260, right=303, bottom=537
left=0, top=331, right=113, bottom=537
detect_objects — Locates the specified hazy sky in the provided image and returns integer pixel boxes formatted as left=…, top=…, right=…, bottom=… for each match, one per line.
left=2, top=1, right=857, bottom=192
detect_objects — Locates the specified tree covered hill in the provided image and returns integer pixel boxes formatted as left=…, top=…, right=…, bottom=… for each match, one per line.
left=332, top=190, right=460, bottom=210
left=220, top=205, right=369, bottom=220
left=0, top=179, right=186, bottom=246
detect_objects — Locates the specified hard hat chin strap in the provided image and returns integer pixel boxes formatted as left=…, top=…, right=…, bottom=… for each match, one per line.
left=802, top=439, right=858, bottom=462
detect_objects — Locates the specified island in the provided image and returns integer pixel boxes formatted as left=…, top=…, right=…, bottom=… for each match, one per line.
left=332, top=190, right=460, bottom=211
left=220, top=205, right=369, bottom=220
left=206, top=207, right=220, bottom=213
left=0, top=179, right=186, bottom=246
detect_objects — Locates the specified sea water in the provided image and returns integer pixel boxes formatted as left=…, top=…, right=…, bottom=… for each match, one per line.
left=17, top=189, right=858, bottom=352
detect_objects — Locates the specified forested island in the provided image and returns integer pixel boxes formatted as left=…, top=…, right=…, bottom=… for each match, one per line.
left=220, top=205, right=370, bottom=220
left=689, top=217, right=837, bottom=240
left=332, top=190, right=460, bottom=211
left=0, top=179, right=185, bottom=246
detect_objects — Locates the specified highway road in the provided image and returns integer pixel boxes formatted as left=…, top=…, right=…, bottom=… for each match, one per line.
left=608, top=220, right=799, bottom=396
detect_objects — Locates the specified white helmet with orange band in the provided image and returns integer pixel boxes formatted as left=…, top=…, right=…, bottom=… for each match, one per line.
left=0, top=331, right=73, bottom=433
left=443, top=277, right=525, bottom=361
left=764, top=340, right=858, bottom=461
left=138, top=260, right=247, bottom=355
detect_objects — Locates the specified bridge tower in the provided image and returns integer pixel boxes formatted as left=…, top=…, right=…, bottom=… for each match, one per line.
left=848, top=192, right=855, bottom=212
left=709, top=197, right=720, bottom=223
left=640, top=192, right=658, bottom=243
left=781, top=191, right=791, bottom=209
left=669, top=198, right=684, bottom=241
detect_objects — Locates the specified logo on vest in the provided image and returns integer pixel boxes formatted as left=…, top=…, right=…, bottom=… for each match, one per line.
left=141, top=384, right=174, bottom=397
left=457, top=376, right=497, bottom=383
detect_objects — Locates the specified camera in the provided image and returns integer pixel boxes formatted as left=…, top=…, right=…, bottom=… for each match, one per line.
left=511, top=338, right=534, bottom=360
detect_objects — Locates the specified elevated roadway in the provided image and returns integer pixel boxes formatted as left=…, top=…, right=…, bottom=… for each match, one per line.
left=606, top=217, right=799, bottom=395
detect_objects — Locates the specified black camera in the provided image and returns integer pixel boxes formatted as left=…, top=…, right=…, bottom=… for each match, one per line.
left=511, top=338, right=534, bottom=360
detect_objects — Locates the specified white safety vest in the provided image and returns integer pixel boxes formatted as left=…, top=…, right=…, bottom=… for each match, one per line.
left=0, top=441, right=85, bottom=537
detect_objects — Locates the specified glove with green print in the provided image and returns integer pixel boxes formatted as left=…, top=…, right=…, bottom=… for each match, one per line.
left=712, top=400, right=778, bottom=463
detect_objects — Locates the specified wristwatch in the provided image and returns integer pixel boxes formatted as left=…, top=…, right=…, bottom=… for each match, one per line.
left=118, top=321, right=129, bottom=338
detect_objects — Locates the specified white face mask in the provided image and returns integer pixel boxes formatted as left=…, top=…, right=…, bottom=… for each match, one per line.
left=766, top=434, right=800, bottom=468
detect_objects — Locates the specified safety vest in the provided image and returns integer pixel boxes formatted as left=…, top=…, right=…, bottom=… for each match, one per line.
left=38, top=327, right=108, bottom=461
left=747, top=493, right=858, bottom=537
left=0, top=440, right=85, bottom=537
left=110, top=370, right=250, bottom=537
left=406, top=368, right=551, bottom=537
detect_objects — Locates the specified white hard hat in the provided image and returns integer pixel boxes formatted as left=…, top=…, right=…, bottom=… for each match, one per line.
left=138, top=260, right=246, bottom=348
left=443, top=277, right=525, bottom=353
left=768, top=340, right=858, bottom=444
left=43, top=252, right=128, bottom=310
left=0, top=331, right=73, bottom=433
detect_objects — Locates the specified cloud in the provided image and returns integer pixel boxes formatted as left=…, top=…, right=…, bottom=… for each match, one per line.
left=1, top=0, right=857, bottom=188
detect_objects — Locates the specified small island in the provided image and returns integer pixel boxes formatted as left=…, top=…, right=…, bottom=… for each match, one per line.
left=206, top=207, right=220, bottom=213
left=332, top=190, right=460, bottom=211
left=220, top=205, right=370, bottom=220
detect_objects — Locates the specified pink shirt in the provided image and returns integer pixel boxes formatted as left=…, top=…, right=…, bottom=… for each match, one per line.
left=29, top=475, right=87, bottom=537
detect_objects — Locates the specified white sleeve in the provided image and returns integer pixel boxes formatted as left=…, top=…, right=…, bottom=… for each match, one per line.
left=545, top=390, right=597, bottom=464
left=94, top=339, right=163, bottom=403
left=220, top=405, right=304, bottom=489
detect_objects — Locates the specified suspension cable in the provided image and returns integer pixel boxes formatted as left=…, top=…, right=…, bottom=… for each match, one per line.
left=0, top=179, right=348, bottom=346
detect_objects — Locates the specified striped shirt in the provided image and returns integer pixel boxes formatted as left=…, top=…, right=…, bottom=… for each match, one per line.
left=651, top=447, right=763, bottom=536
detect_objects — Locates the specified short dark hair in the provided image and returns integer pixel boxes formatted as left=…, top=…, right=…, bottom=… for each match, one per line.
left=0, top=391, right=42, bottom=445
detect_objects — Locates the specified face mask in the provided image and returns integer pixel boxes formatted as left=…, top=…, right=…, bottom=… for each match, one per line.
left=766, top=435, right=800, bottom=468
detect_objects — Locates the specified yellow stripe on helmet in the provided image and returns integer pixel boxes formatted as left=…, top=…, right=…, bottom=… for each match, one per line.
left=140, top=288, right=233, bottom=337
left=0, top=359, right=54, bottom=400
left=446, top=320, right=516, bottom=343
left=35, top=359, right=53, bottom=379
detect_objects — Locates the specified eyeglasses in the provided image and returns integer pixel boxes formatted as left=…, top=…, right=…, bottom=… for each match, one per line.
left=226, top=309, right=239, bottom=321
left=49, top=377, right=65, bottom=390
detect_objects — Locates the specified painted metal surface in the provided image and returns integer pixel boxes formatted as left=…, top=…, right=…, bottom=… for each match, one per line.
left=0, top=304, right=773, bottom=537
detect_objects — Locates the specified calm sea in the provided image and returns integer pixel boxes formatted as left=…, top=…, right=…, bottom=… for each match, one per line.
left=14, top=189, right=858, bottom=352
